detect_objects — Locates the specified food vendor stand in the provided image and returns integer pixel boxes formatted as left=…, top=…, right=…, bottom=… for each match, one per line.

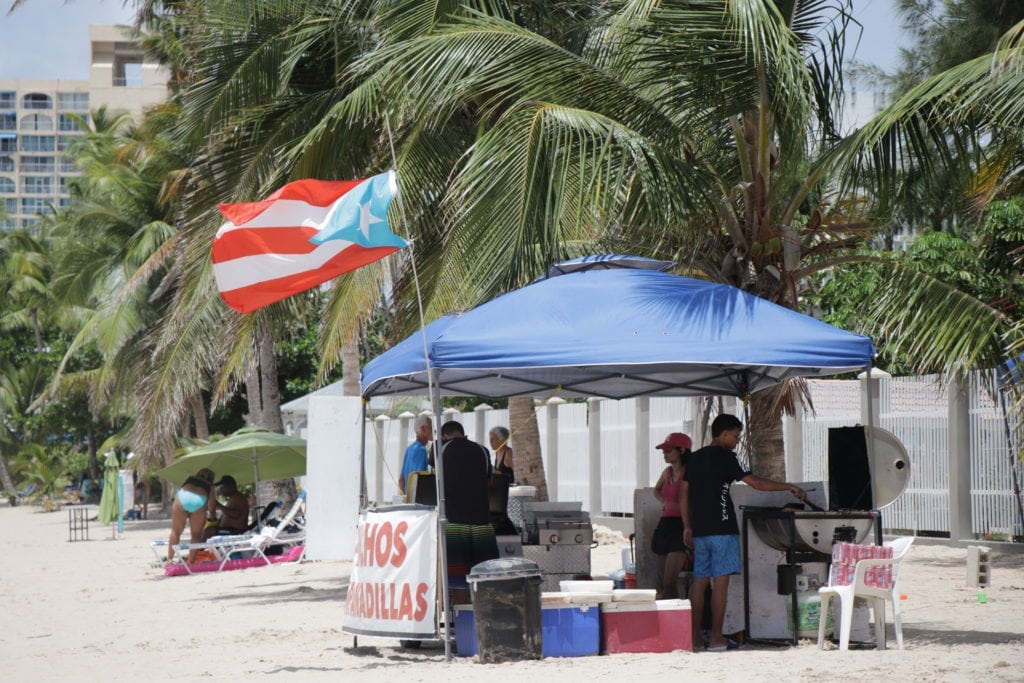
left=351, top=255, right=876, bottom=659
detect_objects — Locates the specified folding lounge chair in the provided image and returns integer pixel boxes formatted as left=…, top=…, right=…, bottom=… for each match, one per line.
left=153, top=493, right=306, bottom=573
left=12, top=482, right=37, bottom=505
left=151, top=530, right=230, bottom=572
left=249, top=500, right=281, bottom=532
left=204, top=491, right=307, bottom=571
left=149, top=538, right=214, bottom=572
left=151, top=499, right=285, bottom=562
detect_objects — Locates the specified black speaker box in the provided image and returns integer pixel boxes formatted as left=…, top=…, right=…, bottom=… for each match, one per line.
left=827, top=426, right=874, bottom=510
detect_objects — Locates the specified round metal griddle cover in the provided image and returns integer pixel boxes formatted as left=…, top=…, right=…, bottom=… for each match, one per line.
left=870, top=427, right=911, bottom=509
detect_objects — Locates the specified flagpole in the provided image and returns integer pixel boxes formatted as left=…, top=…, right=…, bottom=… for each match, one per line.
left=359, top=399, right=368, bottom=511
left=385, top=118, right=452, bottom=661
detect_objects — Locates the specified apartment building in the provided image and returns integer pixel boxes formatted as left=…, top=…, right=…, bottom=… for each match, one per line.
left=0, top=25, right=168, bottom=230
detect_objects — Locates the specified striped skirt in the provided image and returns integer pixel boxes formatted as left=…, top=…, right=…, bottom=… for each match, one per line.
left=444, top=522, right=499, bottom=588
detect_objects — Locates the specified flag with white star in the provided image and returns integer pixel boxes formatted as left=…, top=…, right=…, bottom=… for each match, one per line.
left=212, top=171, right=407, bottom=314
left=309, top=170, right=404, bottom=248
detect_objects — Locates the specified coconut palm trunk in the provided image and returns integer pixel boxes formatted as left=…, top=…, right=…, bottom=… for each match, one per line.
left=745, top=389, right=788, bottom=481
left=341, top=335, right=361, bottom=396
left=0, top=450, right=16, bottom=502
left=189, top=392, right=209, bottom=440
left=253, top=325, right=294, bottom=505
left=257, top=325, right=284, bottom=433
left=508, top=396, right=548, bottom=501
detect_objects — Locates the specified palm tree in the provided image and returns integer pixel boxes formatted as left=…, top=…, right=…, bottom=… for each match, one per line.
left=313, top=0, right=875, bottom=479
left=144, top=2, right=1024, bottom=489
left=831, top=19, right=1024, bottom=400
left=351, top=2, right=1024, bottom=479
left=37, top=103, right=215, bottom=477
left=111, top=1, right=397, bottom=506
left=16, top=443, right=70, bottom=512
left=0, top=230, right=52, bottom=353
left=0, top=365, right=22, bottom=499
left=132, top=0, right=387, bottom=454
left=0, top=358, right=58, bottom=499
left=152, top=2, right=899, bottom=484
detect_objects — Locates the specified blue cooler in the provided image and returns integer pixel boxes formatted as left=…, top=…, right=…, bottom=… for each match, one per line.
left=454, top=603, right=600, bottom=658
left=454, top=605, right=477, bottom=656
left=542, top=603, right=600, bottom=657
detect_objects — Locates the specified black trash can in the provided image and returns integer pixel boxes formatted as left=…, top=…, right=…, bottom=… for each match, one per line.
left=466, top=557, right=542, bottom=662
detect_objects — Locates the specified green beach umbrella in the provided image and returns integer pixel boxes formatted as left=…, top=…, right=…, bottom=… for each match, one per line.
left=156, top=427, right=306, bottom=507
left=97, top=451, right=120, bottom=525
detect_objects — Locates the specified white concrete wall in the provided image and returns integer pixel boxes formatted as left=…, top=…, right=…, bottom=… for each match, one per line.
left=305, top=396, right=363, bottom=561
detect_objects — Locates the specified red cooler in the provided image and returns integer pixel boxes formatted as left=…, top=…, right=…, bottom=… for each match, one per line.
left=600, top=599, right=692, bottom=653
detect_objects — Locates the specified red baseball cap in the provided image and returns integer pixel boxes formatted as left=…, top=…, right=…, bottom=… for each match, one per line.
left=656, top=432, right=692, bottom=451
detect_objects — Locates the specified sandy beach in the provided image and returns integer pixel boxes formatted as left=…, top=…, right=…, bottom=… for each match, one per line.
left=3, top=501, right=1023, bottom=682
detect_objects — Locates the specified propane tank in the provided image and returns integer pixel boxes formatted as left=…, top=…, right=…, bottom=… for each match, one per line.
left=786, top=575, right=833, bottom=639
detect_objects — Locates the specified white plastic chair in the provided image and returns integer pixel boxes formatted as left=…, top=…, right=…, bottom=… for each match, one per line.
left=818, top=536, right=914, bottom=650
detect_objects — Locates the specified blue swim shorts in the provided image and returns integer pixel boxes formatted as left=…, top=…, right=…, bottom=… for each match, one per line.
left=692, top=534, right=741, bottom=578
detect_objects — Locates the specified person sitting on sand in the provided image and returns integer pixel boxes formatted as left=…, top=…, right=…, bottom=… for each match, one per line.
left=205, top=475, right=250, bottom=539
left=166, top=468, right=217, bottom=563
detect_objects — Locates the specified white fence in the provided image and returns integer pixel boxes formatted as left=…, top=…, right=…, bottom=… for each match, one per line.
left=290, top=372, right=1024, bottom=540
left=791, top=373, right=1023, bottom=539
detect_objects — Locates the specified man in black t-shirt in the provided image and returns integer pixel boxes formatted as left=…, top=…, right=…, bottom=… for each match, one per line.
left=438, top=420, right=492, bottom=524
left=437, top=420, right=499, bottom=605
left=681, top=414, right=806, bottom=651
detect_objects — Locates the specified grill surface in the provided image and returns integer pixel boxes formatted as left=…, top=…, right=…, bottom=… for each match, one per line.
left=744, top=507, right=877, bottom=555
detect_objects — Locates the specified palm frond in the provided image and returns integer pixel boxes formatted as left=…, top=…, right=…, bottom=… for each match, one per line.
left=862, top=265, right=1012, bottom=380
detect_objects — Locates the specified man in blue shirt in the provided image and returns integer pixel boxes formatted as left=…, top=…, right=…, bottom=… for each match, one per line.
left=399, top=414, right=434, bottom=497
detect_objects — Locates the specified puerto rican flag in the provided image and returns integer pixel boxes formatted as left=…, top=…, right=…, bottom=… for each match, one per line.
left=212, top=171, right=406, bottom=314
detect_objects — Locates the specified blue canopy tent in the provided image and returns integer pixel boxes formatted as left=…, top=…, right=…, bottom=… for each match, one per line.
left=359, top=257, right=876, bottom=657
left=362, top=265, right=876, bottom=400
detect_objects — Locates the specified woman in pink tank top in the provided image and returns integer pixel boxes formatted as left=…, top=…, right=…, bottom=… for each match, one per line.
left=652, top=432, right=692, bottom=599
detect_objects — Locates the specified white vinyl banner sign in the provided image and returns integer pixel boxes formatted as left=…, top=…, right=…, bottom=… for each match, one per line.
left=343, top=505, right=438, bottom=639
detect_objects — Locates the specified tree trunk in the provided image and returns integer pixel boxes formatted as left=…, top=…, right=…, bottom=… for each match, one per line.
left=190, top=391, right=209, bottom=440
left=86, top=430, right=99, bottom=480
left=0, top=449, right=17, bottom=501
left=245, top=361, right=264, bottom=427
left=745, top=388, right=787, bottom=481
left=30, top=306, right=42, bottom=353
left=254, top=324, right=293, bottom=510
left=181, top=406, right=193, bottom=439
left=257, top=324, right=284, bottom=433
left=509, top=396, right=548, bottom=501
left=341, top=334, right=361, bottom=396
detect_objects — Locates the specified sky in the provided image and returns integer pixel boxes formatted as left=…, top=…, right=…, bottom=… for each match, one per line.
left=0, top=0, right=909, bottom=80
left=1, top=0, right=136, bottom=81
